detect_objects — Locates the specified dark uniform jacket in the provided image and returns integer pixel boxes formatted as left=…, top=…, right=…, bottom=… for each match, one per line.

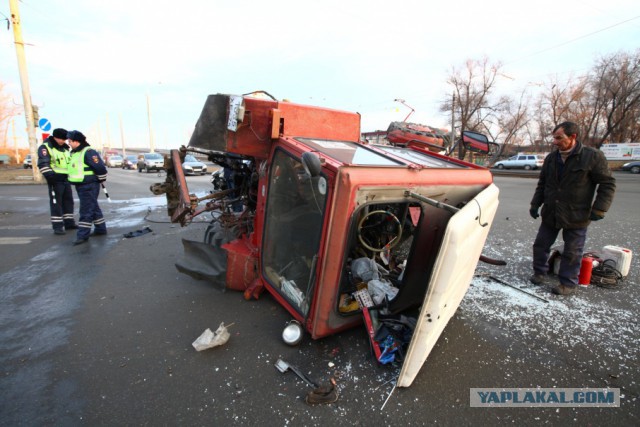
left=37, top=136, right=71, bottom=183
left=531, top=141, right=615, bottom=229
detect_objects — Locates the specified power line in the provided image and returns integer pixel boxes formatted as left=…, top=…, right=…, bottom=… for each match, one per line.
left=506, top=15, right=640, bottom=65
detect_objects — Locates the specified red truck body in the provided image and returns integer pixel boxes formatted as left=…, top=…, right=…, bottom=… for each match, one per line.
left=155, top=93, right=500, bottom=387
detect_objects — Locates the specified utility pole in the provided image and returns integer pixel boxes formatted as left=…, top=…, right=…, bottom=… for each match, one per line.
left=146, top=94, right=155, bottom=153
left=96, top=119, right=103, bottom=151
left=105, top=113, right=112, bottom=152
left=119, top=114, right=126, bottom=157
left=9, top=0, right=41, bottom=182
left=450, top=92, right=455, bottom=151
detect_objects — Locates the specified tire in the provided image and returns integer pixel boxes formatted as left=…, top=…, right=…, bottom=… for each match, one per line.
left=204, top=221, right=218, bottom=245
left=497, top=164, right=505, bottom=169
left=631, top=165, right=640, bottom=174
left=524, top=165, right=532, bottom=170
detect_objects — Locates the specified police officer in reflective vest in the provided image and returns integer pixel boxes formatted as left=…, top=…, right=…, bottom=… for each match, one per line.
left=37, top=128, right=78, bottom=234
left=67, top=130, right=108, bottom=245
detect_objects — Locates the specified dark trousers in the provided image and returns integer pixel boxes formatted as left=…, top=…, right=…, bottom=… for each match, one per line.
left=47, top=181, right=75, bottom=231
left=533, top=222, right=587, bottom=288
left=75, top=182, right=106, bottom=239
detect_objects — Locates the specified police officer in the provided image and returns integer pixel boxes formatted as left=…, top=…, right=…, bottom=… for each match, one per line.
left=37, top=128, right=78, bottom=234
left=67, top=130, right=108, bottom=245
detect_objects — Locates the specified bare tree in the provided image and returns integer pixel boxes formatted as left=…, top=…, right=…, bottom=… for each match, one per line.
left=441, top=57, right=503, bottom=135
left=489, top=90, right=531, bottom=153
left=528, top=95, right=555, bottom=152
left=586, top=50, right=640, bottom=145
left=444, top=49, right=640, bottom=155
left=532, top=50, right=640, bottom=147
left=440, top=57, right=509, bottom=159
left=0, top=82, right=20, bottom=148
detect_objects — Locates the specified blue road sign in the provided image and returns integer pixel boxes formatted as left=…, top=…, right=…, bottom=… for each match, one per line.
left=38, top=118, right=52, bottom=131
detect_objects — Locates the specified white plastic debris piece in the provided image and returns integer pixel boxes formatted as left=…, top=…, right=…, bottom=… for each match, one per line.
left=367, top=279, right=399, bottom=304
left=351, top=257, right=379, bottom=282
left=192, top=322, right=231, bottom=351
left=353, top=288, right=374, bottom=308
left=281, top=279, right=305, bottom=307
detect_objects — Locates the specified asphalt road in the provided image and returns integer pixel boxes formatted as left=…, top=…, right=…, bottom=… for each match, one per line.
left=0, top=168, right=638, bottom=426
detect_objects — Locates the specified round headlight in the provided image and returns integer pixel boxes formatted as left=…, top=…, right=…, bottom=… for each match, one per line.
left=282, top=320, right=303, bottom=346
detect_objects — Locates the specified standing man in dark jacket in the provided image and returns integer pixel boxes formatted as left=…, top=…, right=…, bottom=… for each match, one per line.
left=37, top=128, right=78, bottom=234
left=529, top=121, right=616, bottom=295
left=67, top=130, right=108, bottom=245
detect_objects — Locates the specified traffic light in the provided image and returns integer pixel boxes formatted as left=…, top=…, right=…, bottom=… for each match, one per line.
left=32, top=105, right=40, bottom=127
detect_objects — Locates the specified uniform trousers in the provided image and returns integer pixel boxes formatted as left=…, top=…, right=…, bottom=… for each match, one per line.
left=48, top=181, right=76, bottom=231
left=74, top=181, right=107, bottom=239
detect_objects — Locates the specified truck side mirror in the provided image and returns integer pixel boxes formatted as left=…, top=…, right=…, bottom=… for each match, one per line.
left=302, top=152, right=321, bottom=177
left=461, top=131, right=490, bottom=154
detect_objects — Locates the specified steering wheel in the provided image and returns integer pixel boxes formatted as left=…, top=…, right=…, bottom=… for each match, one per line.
left=357, top=210, right=403, bottom=252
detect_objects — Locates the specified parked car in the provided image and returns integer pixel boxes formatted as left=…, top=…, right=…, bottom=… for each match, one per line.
left=122, top=154, right=138, bottom=170
left=493, top=154, right=545, bottom=170
left=23, top=154, right=32, bottom=169
left=137, top=152, right=165, bottom=173
left=182, top=155, right=208, bottom=176
left=621, top=161, right=640, bottom=174
left=106, top=155, right=123, bottom=168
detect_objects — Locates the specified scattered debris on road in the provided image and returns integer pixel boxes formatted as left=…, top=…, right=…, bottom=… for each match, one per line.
left=192, top=322, right=231, bottom=351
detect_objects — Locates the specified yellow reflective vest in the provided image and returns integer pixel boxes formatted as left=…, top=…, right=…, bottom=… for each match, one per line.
left=68, top=147, right=95, bottom=183
left=44, top=143, right=71, bottom=174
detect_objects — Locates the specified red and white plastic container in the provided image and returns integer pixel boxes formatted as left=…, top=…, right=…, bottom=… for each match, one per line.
left=601, top=245, right=632, bottom=277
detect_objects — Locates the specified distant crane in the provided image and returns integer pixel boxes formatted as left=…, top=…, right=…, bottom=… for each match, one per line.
left=394, top=99, right=415, bottom=122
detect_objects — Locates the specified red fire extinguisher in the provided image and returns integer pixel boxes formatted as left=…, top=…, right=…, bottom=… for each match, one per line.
left=578, top=256, right=595, bottom=286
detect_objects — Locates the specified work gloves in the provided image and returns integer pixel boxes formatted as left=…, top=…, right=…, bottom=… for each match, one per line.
left=589, top=211, right=604, bottom=221
left=529, top=206, right=540, bottom=219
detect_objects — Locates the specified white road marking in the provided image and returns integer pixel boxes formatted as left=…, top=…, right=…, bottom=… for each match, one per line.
left=0, top=237, right=41, bottom=244
left=0, top=225, right=50, bottom=230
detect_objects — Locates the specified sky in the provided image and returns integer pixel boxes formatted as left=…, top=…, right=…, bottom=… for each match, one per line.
left=1, top=0, right=639, bottom=151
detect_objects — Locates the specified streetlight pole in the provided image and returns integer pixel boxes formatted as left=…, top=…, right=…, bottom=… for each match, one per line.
left=119, top=114, right=126, bottom=157
left=105, top=113, right=112, bottom=152
left=96, top=120, right=103, bottom=151
left=450, top=92, right=455, bottom=152
left=146, top=94, right=155, bottom=153
left=9, top=0, right=41, bottom=182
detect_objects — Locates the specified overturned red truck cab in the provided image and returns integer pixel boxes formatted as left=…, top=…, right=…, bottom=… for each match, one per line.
left=152, top=92, right=500, bottom=387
